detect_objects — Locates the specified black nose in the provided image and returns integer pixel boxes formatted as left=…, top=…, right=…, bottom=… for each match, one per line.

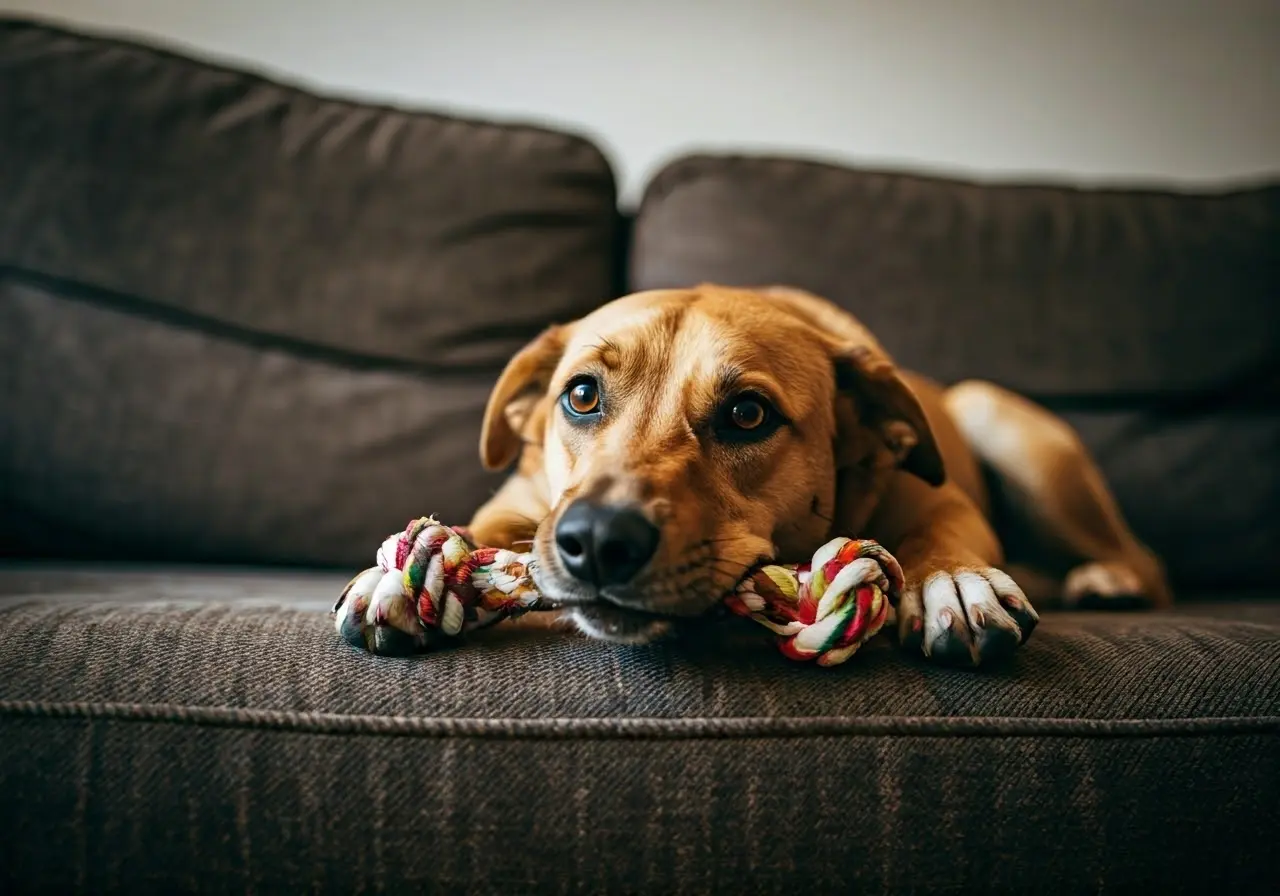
left=554, top=500, right=660, bottom=587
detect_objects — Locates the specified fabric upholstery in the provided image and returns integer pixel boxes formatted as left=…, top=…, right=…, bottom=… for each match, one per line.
left=631, top=155, right=1280, bottom=588
left=1, top=566, right=1277, bottom=893
left=0, top=17, right=617, bottom=567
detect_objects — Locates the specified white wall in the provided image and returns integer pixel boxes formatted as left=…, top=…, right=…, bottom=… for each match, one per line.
left=5, top=0, right=1278, bottom=202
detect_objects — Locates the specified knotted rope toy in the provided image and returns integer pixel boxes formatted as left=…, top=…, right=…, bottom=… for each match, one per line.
left=333, top=516, right=904, bottom=666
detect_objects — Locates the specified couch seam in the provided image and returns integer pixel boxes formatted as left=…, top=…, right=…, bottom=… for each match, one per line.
left=2, top=699, right=1277, bottom=741
left=1, top=264, right=507, bottom=378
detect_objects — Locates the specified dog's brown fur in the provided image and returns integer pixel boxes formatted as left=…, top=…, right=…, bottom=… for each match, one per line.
left=469, top=284, right=1169, bottom=664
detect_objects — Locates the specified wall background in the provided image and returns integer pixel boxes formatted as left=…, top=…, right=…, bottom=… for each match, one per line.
left=5, top=0, right=1278, bottom=202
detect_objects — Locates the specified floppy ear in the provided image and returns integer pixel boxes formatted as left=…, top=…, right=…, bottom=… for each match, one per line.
left=832, top=343, right=946, bottom=487
left=752, top=284, right=945, bottom=485
left=479, top=325, right=567, bottom=470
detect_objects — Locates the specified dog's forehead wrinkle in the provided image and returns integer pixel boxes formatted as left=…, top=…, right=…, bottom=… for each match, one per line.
left=574, top=302, right=785, bottom=383
left=685, top=307, right=831, bottom=393
left=582, top=334, right=622, bottom=370
left=586, top=308, right=830, bottom=430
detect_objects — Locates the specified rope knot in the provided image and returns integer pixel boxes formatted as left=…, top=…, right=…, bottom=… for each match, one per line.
left=335, top=518, right=902, bottom=666
left=723, top=537, right=903, bottom=666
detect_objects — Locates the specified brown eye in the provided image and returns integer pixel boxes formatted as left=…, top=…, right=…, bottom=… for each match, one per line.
left=730, top=397, right=766, bottom=430
left=716, top=392, right=781, bottom=443
left=564, top=378, right=600, bottom=416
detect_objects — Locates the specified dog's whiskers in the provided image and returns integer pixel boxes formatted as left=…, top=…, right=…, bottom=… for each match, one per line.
left=705, top=557, right=754, bottom=585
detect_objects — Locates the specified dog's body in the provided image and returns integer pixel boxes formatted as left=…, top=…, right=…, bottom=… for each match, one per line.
left=468, top=284, right=1169, bottom=665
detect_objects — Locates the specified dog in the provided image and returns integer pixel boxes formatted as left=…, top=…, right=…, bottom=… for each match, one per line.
left=466, top=284, right=1170, bottom=665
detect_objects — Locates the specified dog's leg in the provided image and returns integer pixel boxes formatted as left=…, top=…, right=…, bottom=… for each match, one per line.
left=944, top=381, right=1171, bottom=608
left=871, top=474, right=1040, bottom=666
left=467, top=472, right=549, bottom=551
left=465, top=472, right=577, bottom=635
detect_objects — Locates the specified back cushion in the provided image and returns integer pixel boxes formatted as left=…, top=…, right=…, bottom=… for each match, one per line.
left=632, top=155, right=1279, bottom=589
left=0, top=18, right=617, bottom=567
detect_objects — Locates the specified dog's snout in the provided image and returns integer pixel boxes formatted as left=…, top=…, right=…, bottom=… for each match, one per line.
left=554, top=499, right=659, bottom=587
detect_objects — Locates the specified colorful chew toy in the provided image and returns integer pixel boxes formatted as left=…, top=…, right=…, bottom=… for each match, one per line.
left=333, top=516, right=904, bottom=666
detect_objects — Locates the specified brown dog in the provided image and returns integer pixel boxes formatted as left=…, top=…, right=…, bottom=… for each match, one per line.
left=468, top=284, right=1170, bottom=665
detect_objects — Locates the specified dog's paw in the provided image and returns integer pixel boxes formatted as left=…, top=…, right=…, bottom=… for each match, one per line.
left=1063, top=561, right=1151, bottom=610
left=896, top=567, right=1038, bottom=667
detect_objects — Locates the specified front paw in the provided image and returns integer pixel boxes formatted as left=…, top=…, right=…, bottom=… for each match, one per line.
left=896, top=565, right=1038, bottom=667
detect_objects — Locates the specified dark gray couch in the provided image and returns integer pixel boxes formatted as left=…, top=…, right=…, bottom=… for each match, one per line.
left=2, top=17, right=1278, bottom=894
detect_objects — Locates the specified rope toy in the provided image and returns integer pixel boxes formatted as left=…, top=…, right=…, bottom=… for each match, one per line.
left=333, top=516, right=904, bottom=667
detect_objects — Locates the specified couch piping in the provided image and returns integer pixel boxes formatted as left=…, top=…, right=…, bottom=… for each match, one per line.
left=2, top=699, right=1277, bottom=741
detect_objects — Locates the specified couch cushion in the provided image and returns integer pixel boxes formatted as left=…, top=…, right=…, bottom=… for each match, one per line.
left=0, top=18, right=617, bottom=567
left=1, top=565, right=1276, bottom=892
left=631, top=155, right=1280, bottom=588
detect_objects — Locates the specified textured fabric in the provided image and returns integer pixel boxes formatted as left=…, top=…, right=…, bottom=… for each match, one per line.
left=1, top=567, right=1277, bottom=893
left=0, top=280, right=499, bottom=567
left=2, top=566, right=1276, bottom=720
left=632, top=156, right=1280, bottom=396
left=0, top=17, right=616, bottom=367
left=1056, top=408, right=1277, bottom=587
left=2, top=719, right=1274, bottom=894
left=631, top=155, right=1280, bottom=587
left=0, top=17, right=617, bottom=566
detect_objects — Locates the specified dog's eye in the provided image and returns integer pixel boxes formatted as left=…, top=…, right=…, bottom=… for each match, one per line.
left=716, top=393, right=781, bottom=443
left=562, top=376, right=601, bottom=417
left=730, top=398, right=767, bottom=430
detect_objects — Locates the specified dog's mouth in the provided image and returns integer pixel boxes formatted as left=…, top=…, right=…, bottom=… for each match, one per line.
left=527, top=518, right=772, bottom=644
left=569, top=602, right=679, bottom=644
left=528, top=545, right=748, bottom=642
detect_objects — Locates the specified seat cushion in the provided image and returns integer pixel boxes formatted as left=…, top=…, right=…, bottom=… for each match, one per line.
left=2, top=564, right=1276, bottom=893
left=0, top=17, right=618, bottom=568
left=631, top=155, right=1280, bottom=588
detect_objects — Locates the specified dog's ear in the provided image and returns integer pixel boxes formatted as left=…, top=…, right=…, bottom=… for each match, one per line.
left=832, top=343, right=946, bottom=487
left=754, top=284, right=946, bottom=486
left=480, top=325, right=568, bottom=470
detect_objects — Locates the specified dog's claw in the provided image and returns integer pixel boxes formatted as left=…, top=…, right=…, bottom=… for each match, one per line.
left=898, top=567, right=1036, bottom=668
left=999, top=592, right=1040, bottom=639
left=972, top=620, right=1022, bottom=665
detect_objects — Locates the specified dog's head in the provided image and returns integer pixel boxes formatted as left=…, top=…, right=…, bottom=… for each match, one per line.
left=479, top=285, right=944, bottom=641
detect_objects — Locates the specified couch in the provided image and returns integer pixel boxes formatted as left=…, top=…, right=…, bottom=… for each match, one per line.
left=2, top=17, right=1277, bottom=894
